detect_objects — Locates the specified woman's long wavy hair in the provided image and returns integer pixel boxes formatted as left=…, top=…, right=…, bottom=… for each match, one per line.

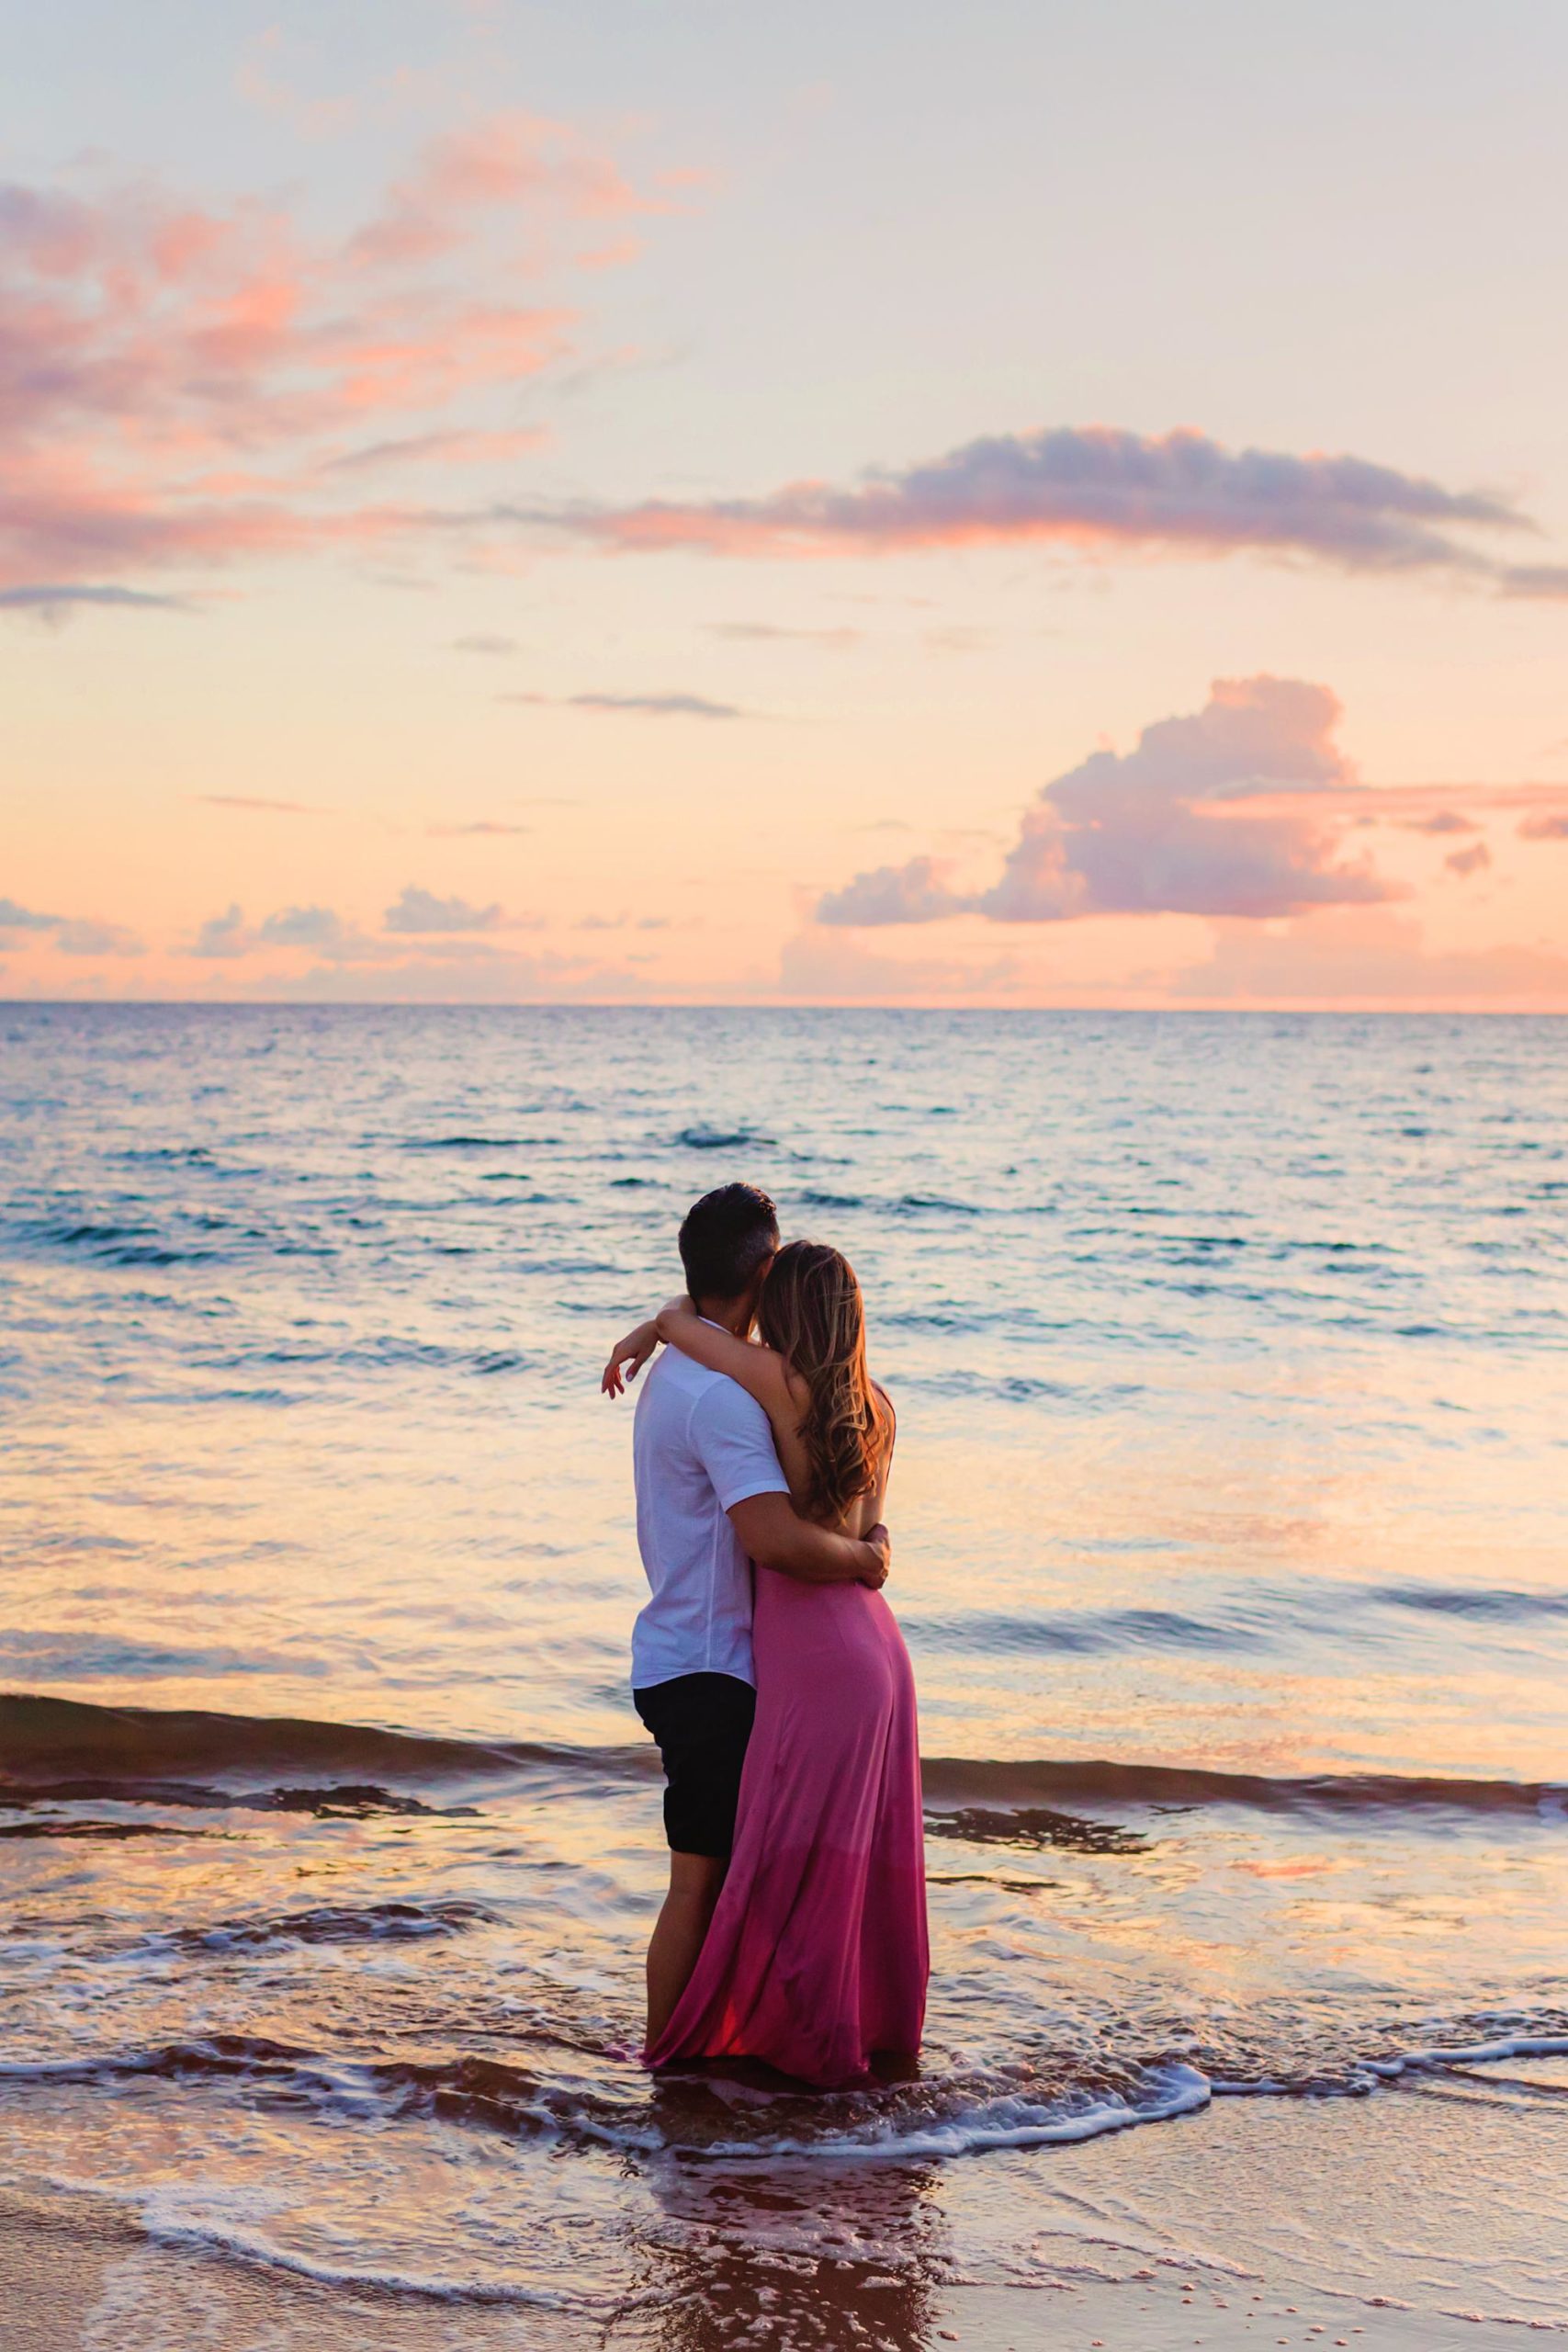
left=758, top=1240, right=891, bottom=1525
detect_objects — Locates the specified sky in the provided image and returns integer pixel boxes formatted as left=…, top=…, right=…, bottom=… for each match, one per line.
left=5, top=0, right=1568, bottom=1008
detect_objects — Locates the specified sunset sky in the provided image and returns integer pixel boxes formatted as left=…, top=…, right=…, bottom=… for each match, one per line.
left=6, top=0, right=1567, bottom=1007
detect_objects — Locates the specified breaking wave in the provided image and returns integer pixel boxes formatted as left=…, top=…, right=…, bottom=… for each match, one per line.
left=6, top=1695, right=1563, bottom=1825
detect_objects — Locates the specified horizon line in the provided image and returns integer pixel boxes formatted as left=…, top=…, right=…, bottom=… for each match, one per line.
left=3, top=997, right=1563, bottom=1018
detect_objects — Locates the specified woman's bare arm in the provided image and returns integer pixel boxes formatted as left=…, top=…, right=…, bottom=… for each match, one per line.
left=653, top=1297, right=796, bottom=1421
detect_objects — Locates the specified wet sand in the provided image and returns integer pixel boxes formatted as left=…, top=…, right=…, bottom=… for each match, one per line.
left=4, top=2082, right=1559, bottom=2351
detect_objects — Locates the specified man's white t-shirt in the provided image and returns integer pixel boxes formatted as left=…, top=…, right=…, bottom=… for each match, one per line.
left=630, top=1342, right=789, bottom=1691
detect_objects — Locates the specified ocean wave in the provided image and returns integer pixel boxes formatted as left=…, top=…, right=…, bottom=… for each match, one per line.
left=145, top=1897, right=498, bottom=1953
left=0, top=2035, right=659, bottom=2155
left=1364, top=2030, right=1568, bottom=2079
left=1370, top=1582, right=1568, bottom=1622
left=6, top=1697, right=1562, bottom=1825
left=0, top=2032, right=1208, bottom=2163
left=112, top=1145, right=224, bottom=1169
left=671, top=1125, right=775, bottom=1151
left=889, top=1193, right=982, bottom=1216
left=1, top=1771, right=473, bottom=1819
left=919, top=1754, right=1568, bottom=1823
left=400, top=1136, right=529, bottom=1151
left=0, top=1694, right=571, bottom=1792
left=0, top=1634, right=336, bottom=1684
left=142, top=2199, right=572, bottom=2312
left=0, top=1817, right=208, bottom=1841
left=1211, top=2024, right=1568, bottom=2099
left=8, top=1216, right=220, bottom=1269
left=898, top=1367, right=1082, bottom=1405
left=908, top=1605, right=1269, bottom=1657
left=909, top=1583, right=1568, bottom=1665
left=218, top=1336, right=536, bottom=1379
left=7, top=2024, right=1566, bottom=2169
left=666, top=2062, right=1213, bottom=2162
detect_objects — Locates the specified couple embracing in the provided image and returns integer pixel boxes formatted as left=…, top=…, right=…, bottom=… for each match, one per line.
left=602, top=1182, right=929, bottom=2088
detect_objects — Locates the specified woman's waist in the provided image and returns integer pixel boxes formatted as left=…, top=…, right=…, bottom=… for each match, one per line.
left=754, top=1571, right=903, bottom=1644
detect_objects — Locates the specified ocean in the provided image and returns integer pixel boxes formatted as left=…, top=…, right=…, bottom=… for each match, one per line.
left=1, top=1004, right=1564, bottom=2346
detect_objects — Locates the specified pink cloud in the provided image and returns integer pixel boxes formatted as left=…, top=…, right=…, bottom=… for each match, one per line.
left=1519, top=812, right=1568, bottom=841
left=350, top=112, right=659, bottom=271
left=0, top=118, right=660, bottom=591
left=820, top=677, right=1395, bottom=926
left=536, top=424, right=1547, bottom=585
left=1444, top=841, right=1492, bottom=878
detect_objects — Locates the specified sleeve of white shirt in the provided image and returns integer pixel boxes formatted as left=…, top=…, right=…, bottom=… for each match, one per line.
left=689, top=1378, right=791, bottom=1513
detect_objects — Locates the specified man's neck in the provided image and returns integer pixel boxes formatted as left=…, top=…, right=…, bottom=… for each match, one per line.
left=694, top=1294, right=751, bottom=1338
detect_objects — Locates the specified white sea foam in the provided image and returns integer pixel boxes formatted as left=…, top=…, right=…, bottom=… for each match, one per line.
left=131, top=2180, right=581, bottom=2310
left=671, top=2065, right=1213, bottom=2164
left=1367, top=2032, right=1568, bottom=2077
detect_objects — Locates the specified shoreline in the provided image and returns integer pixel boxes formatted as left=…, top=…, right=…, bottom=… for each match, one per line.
left=3, top=2084, right=1561, bottom=2351
left=0, top=2200, right=1545, bottom=2352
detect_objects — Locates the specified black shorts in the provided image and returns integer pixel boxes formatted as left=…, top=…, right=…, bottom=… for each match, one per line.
left=633, top=1671, right=756, bottom=1859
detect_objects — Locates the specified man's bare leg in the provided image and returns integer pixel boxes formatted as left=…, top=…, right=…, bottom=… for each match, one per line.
left=646, top=1850, right=725, bottom=2046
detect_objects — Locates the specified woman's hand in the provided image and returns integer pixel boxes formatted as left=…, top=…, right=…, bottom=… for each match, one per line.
left=601, top=1320, right=660, bottom=1397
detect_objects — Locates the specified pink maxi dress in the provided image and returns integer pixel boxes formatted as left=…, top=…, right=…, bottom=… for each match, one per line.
left=645, top=1562, right=929, bottom=2088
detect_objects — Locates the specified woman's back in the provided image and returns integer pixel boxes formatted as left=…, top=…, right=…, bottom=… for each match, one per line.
left=768, top=1366, right=894, bottom=1540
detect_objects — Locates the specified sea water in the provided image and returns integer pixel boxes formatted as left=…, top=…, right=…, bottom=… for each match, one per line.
left=1, top=1006, right=1563, bottom=2337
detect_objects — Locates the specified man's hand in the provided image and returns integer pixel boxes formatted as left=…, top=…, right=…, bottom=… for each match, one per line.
left=728, top=1494, right=893, bottom=1589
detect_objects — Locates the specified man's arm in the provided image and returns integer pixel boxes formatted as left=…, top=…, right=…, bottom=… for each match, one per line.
left=728, top=1493, right=889, bottom=1589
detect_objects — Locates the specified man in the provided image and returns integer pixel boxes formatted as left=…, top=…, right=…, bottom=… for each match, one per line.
left=623, top=1182, right=890, bottom=2044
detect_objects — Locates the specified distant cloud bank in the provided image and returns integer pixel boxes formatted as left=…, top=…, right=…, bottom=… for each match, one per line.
left=384, top=886, right=503, bottom=933
left=185, top=886, right=515, bottom=965
left=0, top=894, right=142, bottom=955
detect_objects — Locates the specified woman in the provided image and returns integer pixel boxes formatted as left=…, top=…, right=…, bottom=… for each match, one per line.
left=603, top=1241, right=928, bottom=2087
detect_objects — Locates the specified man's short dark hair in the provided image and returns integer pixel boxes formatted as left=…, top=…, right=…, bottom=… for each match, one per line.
left=679, top=1183, right=779, bottom=1302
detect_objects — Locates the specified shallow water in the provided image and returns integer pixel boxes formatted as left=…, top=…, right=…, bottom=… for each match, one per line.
left=1, top=1005, right=1564, bottom=2333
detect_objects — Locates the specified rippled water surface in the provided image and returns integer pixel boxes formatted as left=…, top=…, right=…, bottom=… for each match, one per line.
left=2, top=1005, right=1564, bottom=2339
